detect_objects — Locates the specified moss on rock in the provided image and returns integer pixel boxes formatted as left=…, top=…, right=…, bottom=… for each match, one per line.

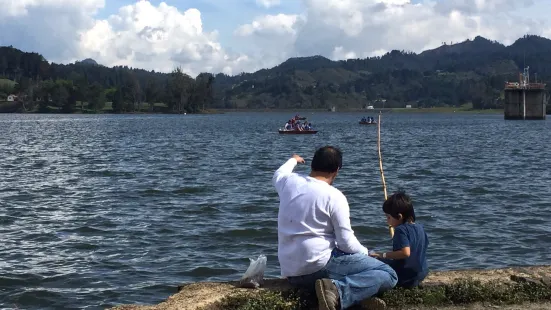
left=213, top=278, right=551, bottom=310
left=109, top=266, right=551, bottom=310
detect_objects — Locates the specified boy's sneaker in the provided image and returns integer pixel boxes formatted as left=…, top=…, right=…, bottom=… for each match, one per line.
left=361, top=297, right=387, bottom=310
left=315, top=278, right=339, bottom=310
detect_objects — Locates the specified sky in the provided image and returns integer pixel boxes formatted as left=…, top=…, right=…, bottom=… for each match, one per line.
left=1, top=0, right=551, bottom=77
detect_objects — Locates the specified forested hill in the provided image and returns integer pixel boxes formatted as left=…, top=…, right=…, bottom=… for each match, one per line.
left=1, top=34, right=551, bottom=112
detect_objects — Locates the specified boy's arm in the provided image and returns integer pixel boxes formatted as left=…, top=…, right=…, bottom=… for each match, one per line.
left=330, top=194, right=369, bottom=255
left=380, top=247, right=410, bottom=260
left=370, top=227, right=410, bottom=259
left=272, top=155, right=304, bottom=192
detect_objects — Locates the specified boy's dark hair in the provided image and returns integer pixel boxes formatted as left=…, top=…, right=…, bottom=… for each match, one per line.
left=311, top=146, right=342, bottom=173
left=382, top=190, right=416, bottom=223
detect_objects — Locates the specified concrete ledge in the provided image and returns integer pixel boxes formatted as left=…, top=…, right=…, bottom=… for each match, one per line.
left=109, top=265, right=551, bottom=310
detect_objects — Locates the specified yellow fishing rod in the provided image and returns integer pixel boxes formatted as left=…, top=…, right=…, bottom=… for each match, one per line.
left=377, top=112, right=394, bottom=238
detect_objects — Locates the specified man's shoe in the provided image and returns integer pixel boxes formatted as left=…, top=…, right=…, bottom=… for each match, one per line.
left=315, top=278, right=339, bottom=310
left=361, top=297, right=386, bottom=310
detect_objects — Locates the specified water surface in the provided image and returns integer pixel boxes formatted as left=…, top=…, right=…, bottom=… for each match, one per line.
left=1, top=112, right=550, bottom=309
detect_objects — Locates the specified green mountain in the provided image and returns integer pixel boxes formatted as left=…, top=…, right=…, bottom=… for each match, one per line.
left=213, top=35, right=551, bottom=110
left=1, top=34, right=551, bottom=113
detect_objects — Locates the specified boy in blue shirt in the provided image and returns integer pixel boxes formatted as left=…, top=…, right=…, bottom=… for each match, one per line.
left=370, top=191, right=429, bottom=288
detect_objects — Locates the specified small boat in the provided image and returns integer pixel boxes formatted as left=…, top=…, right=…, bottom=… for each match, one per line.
left=359, top=121, right=377, bottom=125
left=278, top=130, right=318, bottom=134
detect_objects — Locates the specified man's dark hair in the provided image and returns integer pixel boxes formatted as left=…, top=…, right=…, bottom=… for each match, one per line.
left=382, top=190, right=416, bottom=223
left=311, top=146, right=342, bottom=173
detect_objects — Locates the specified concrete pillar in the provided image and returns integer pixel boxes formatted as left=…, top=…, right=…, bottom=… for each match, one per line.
left=504, top=89, right=546, bottom=120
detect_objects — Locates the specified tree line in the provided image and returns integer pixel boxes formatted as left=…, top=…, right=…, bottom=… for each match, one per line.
left=0, top=46, right=214, bottom=113
left=2, top=34, right=551, bottom=113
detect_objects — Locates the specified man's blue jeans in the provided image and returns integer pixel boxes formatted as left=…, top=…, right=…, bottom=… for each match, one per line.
left=287, top=249, right=398, bottom=310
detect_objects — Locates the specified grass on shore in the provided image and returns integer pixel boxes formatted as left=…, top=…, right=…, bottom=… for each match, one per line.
left=214, top=278, right=551, bottom=310
left=215, top=106, right=503, bottom=114
left=389, top=107, right=502, bottom=114
left=388, top=103, right=501, bottom=114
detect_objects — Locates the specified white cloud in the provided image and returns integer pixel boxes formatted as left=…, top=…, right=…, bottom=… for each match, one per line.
left=235, top=14, right=304, bottom=37
left=1, top=0, right=551, bottom=76
left=256, top=0, right=281, bottom=8
left=233, top=13, right=306, bottom=68
left=0, top=0, right=104, bottom=61
left=233, top=0, right=550, bottom=66
left=79, top=1, right=252, bottom=76
left=332, top=47, right=357, bottom=60
left=0, top=0, right=103, bottom=18
left=0, top=0, right=256, bottom=76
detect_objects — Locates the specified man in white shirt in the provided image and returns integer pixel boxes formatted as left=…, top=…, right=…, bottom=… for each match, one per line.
left=273, top=146, right=397, bottom=310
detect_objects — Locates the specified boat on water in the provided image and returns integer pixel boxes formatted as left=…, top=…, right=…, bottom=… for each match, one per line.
left=278, top=129, right=318, bottom=134
left=281, top=114, right=315, bottom=134
left=359, top=116, right=377, bottom=125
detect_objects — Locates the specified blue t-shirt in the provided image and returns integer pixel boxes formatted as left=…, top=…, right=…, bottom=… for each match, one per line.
left=388, top=223, right=429, bottom=288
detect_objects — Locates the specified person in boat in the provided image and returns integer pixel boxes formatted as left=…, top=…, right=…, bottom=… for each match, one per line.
left=308, top=122, right=313, bottom=130
left=273, top=148, right=397, bottom=310
left=361, top=117, right=367, bottom=123
left=369, top=191, right=429, bottom=289
left=285, top=121, right=292, bottom=130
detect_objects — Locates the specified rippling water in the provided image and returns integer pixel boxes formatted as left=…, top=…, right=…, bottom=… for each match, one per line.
left=1, top=112, right=550, bottom=309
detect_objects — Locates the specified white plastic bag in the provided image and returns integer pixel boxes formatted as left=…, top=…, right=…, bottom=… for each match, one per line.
left=238, top=254, right=267, bottom=288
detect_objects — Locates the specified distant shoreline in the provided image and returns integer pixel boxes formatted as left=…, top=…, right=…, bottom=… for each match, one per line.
left=0, top=102, right=504, bottom=115
left=216, top=107, right=504, bottom=114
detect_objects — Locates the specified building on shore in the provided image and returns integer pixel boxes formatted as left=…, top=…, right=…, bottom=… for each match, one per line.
left=504, top=66, right=547, bottom=120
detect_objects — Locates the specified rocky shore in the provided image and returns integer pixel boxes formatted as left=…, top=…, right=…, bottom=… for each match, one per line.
left=110, top=265, right=551, bottom=310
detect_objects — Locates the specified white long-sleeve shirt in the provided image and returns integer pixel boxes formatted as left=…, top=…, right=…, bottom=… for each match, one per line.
left=273, top=158, right=369, bottom=277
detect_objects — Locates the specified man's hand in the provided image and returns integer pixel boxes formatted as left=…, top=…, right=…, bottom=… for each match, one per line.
left=369, top=252, right=381, bottom=258
left=292, top=154, right=305, bottom=164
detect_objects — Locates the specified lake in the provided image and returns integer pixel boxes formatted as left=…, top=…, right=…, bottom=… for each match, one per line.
left=1, top=112, right=550, bottom=309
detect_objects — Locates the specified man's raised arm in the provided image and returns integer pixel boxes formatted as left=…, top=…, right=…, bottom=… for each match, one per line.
left=272, top=154, right=305, bottom=192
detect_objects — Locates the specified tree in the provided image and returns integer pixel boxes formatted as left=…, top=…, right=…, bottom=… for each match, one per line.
left=104, top=87, right=117, bottom=103
left=124, top=72, right=142, bottom=111
left=195, top=72, right=215, bottom=111
left=88, top=82, right=106, bottom=112
left=54, top=79, right=77, bottom=113
left=0, top=56, right=7, bottom=77
left=144, top=78, right=160, bottom=111
left=112, top=86, right=125, bottom=113
left=169, top=67, right=193, bottom=113
left=51, top=81, right=70, bottom=108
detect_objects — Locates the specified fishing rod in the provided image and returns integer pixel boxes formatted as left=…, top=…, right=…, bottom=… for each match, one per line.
left=377, top=112, right=394, bottom=238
